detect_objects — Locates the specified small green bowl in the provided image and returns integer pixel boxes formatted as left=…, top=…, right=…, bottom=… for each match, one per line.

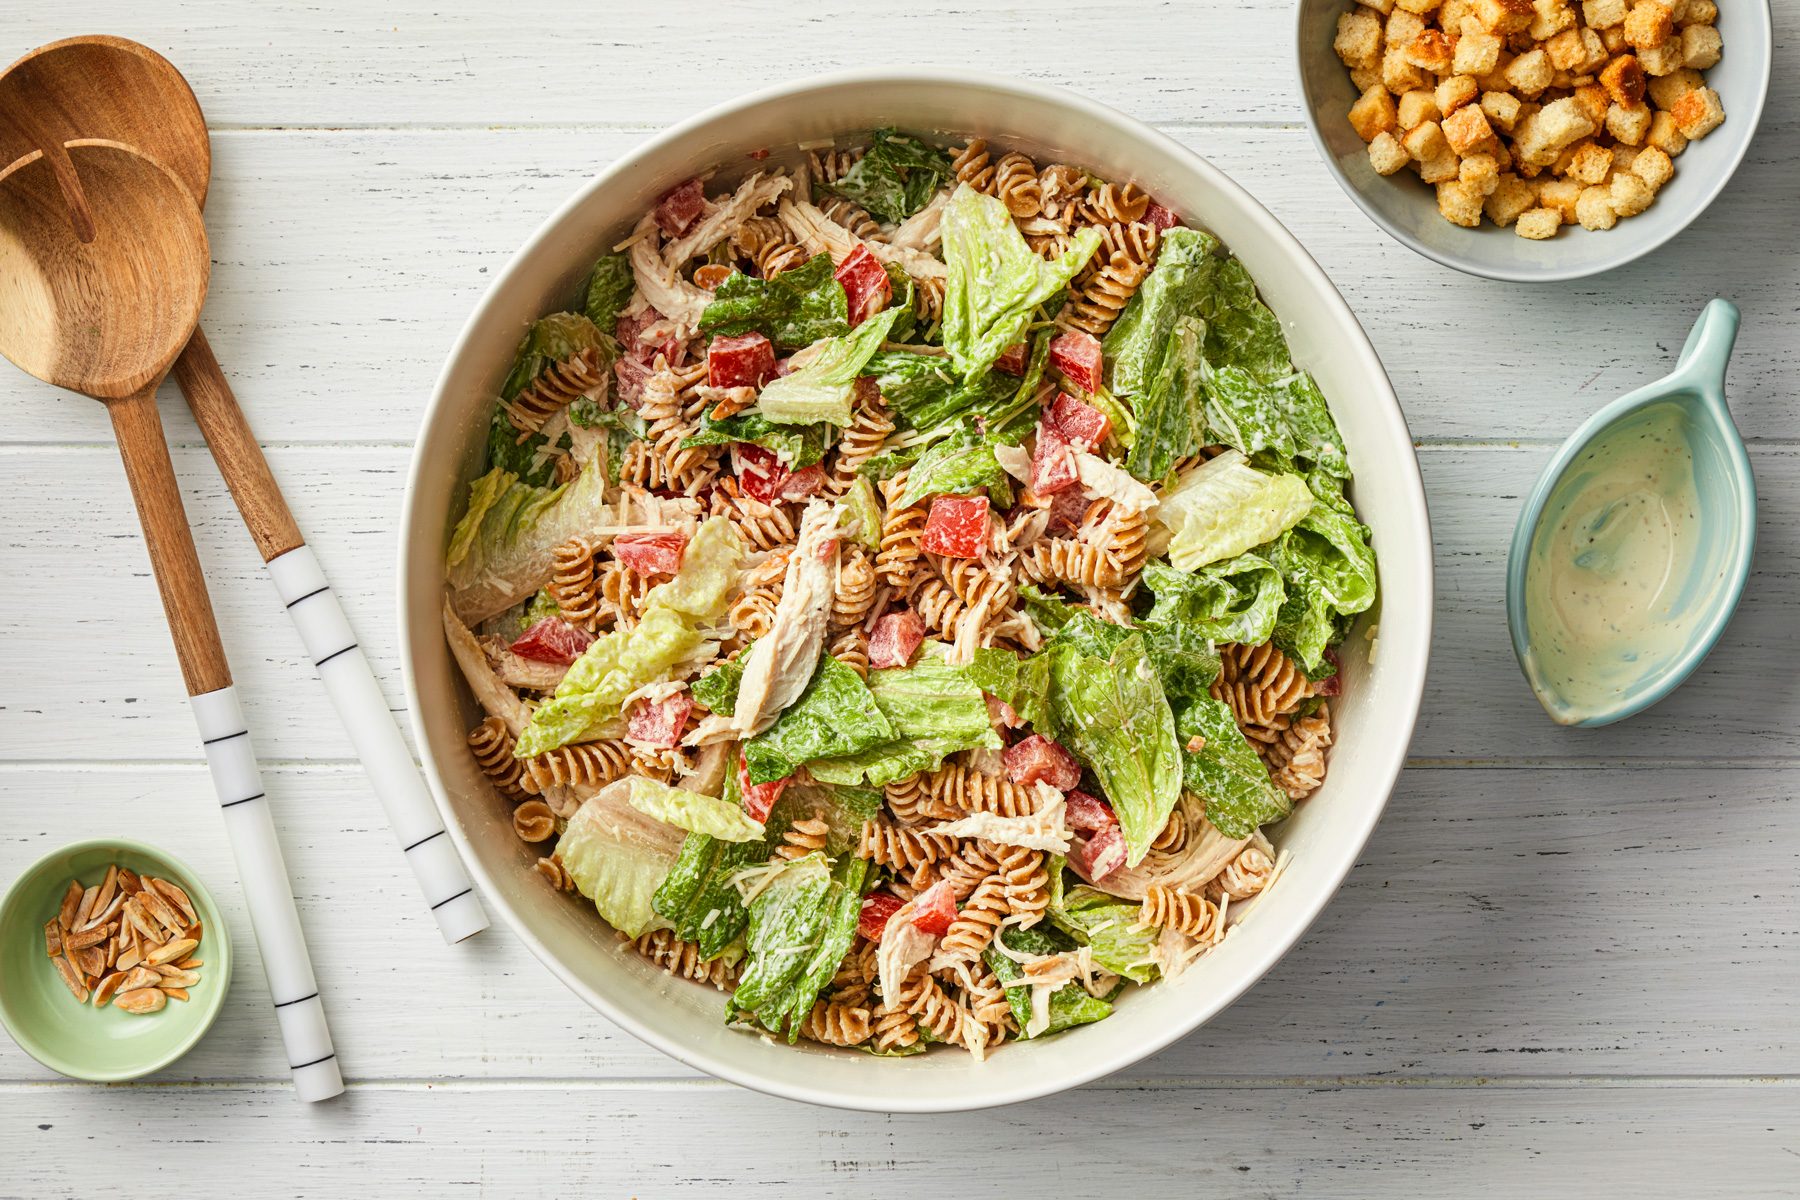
left=0, top=839, right=232, bottom=1081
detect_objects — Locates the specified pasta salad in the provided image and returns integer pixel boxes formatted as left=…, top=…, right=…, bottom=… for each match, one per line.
left=442, top=130, right=1378, bottom=1058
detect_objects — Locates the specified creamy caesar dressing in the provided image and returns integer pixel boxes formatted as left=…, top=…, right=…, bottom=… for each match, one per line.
left=1522, top=403, right=1705, bottom=722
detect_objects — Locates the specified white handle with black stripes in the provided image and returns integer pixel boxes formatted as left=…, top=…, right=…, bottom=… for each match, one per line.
left=267, top=546, right=486, bottom=943
left=191, top=687, right=343, bottom=1103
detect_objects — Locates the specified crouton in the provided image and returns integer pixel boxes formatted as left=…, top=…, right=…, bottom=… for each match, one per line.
left=1573, top=84, right=1612, bottom=125
left=1562, top=140, right=1612, bottom=185
left=1636, top=38, right=1685, bottom=74
left=1599, top=54, right=1648, bottom=105
left=1357, top=0, right=1398, bottom=13
left=1387, top=8, right=1429, bottom=46
left=1670, top=85, right=1724, bottom=138
left=1447, top=38, right=1492, bottom=80
left=1517, top=95, right=1596, bottom=164
left=1399, top=89, right=1442, bottom=128
left=1575, top=185, right=1619, bottom=229
left=1396, top=0, right=1443, bottom=12
left=1442, top=102, right=1497, bottom=154
left=1437, top=74, right=1482, bottom=114
left=1647, top=109, right=1689, bottom=154
left=1443, top=0, right=1478, bottom=27
left=1631, top=144, right=1675, bottom=190
left=1682, top=0, right=1716, bottom=22
left=1553, top=28, right=1609, bottom=74
left=1368, top=131, right=1412, bottom=175
left=1485, top=173, right=1539, bottom=224
left=1647, top=67, right=1704, bottom=110
left=1420, top=149, right=1463, bottom=183
left=1459, top=152, right=1503, bottom=194
left=1403, top=29, right=1455, bottom=73
left=1609, top=171, right=1656, bottom=216
left=1610, top=144, right=1642, bottom=173
left=1402, top=119, right=1452, bottom=161
left=1623, top=2, right=1674, bottom=48
left=1504, top=47, right=1555, bottom=94
left=1582, top=0, right=1628, bottom=26
left=1538, top=176, right=1583, bottom=220
left=1383, top=46, right=1432, bottom=92
left=1606, top=101, right=1653, bottom=144
left=1680, top=23, right=1722, bottom=69
left=1481, top=90, right=1524, bottom=130
left=1515, top=206, right=1564, bottom=238
left=1528, top=0, right=1576, bottom=40
left=1336, top=9, right=1386, bottom=67
left=1476, top=0, right=1535, bottom=32
left=1436, top=179, right=1487, bottom=226
left=1351, top=64, right=1385, bottom=92
left=1349, top=85, right=1401, bottom=142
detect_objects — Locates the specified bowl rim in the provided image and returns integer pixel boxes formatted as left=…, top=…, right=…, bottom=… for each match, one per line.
left=399, top=66, right=1436, bottom=1111
left=0, top=836, right=233, bottom=1082
left=1290, top=0, right=1775, bottom=283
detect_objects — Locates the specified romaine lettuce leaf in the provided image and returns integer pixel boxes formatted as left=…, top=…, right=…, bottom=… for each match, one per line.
left=742, top=655, right=896, bottom=784
left=1044, top=633, right=1182, bottom=868
left=967, top=646, right=1051, bottom=731
left=1142, top=554, right=1286, bottom=647
left=1201, top=368, right=1351, bottom=485
left=984, top=924, right=1115, bottom=1038
left=1269, top=484, right=1377, bottom=674
left=1201, top=255, right=1291, bottom=383
left=445, top=450, right=615, bottom=624
left=627, top=776, right=765, bottom=842
left=557, top=781, right=685, bottom=938
left=941, top=184, right=1100, bottom=379
left=806, top=658, right=1001, bottom=786
left=1103, top=226, right=1221, bottom=399
left=835, top=476, right=883, bottom=550
left=1051, top=884, right=1160, bottom=984
left=500, top=312, right=612, bottom=403
left=640, top=516, right=745, bottom=620
left=895, top=425, right=1013, bottom=510
left=485, top=407, right=557, bottom=488
left=823, top=128, right=954, bottom=224
left=697, top=253, right=848, bottom=349
left=681, top=407, right=830, bottom=469
left=651, top=754, right=777, bottom=957
left=756, top=307, right=904, bottom=426
left=728, top=852, right=871, bottom=1042
left=515, top=605, right=702, bottom=755
left=1137, top=620, right=1224, bottom=709
left=1279, top=373, right=1351, bottom=480
left=1177, top=696, right=1290, bottom=839
left=1158, top=450, right=1314, bottom=572
left=691, top=651, right=746, bottom=717
left=580, top=254, right=636, bottom=332
left=1124, top=314, right=1207, bottom=482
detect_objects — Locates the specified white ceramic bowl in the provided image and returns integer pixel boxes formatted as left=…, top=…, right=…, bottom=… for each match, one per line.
left=1295, top=0, right=1773, bottom=282
left=400, top=70, right=1434, bottom=1112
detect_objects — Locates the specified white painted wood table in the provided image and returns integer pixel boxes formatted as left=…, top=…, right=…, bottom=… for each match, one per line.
left=3, top=3, right=1797, bottom=1194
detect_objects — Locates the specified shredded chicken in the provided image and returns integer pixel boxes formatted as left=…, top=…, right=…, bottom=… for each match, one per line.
left=1099, top=795, right=1252, bottom=901
left=1075, top=451, right=1159, bottom=514
left=663, top=171, right=793, bottom=266
left=875, top=899, right=940, bottom=1007
left=481, top=637, right=569, bottom=692
left=992, top=443, right=1032, bottom=486
left=626, top=211, right=713, bottom=333
left=442, top=598, right=531, bottom=736
left=885, top=191, right=948, bottom=254
left=929, top=789, right=1070, bottom=853
left=778, top=196, right=947, bottom=280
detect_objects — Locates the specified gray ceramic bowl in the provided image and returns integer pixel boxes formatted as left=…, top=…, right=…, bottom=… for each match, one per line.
left=1294, top=0, right=1772, bottom=281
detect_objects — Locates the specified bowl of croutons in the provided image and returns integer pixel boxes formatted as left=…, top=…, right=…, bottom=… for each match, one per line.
left=1296, top=0, right=1770, bottom=281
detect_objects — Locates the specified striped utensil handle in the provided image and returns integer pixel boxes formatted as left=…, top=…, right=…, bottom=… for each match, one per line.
left=266, top=546, right=486, bottom=943
left=191, top=687, right=343, bottom=1103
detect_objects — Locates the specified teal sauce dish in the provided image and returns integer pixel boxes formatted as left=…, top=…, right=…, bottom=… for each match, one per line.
left=1507, top=299, right=1756, bottom=727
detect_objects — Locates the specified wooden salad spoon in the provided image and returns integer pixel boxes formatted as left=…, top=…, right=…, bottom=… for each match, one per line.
left=0, top=140, right=342, bottom=1103
left=0, top=35, right=487, bottom=945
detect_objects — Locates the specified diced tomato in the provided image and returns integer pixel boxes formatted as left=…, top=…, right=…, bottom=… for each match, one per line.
left=868, top=611, right=926, bottom=669
left=1031, top=422, right=1080, bottom=496
left=1144, top=201, right=1180, bottom=231
left=1049, top=392, right=1111, bottom=450
left=909, top=881, right=958, bottom=937
left=509, top=618, right=594, bottom=666
left=1003, top=734, right=1082, bottom=791
left=858, top=891, right=906, bottom=942
left=1068, top=825, right=1127, bottom=883
left=779, top=464, right=826, bottom=500
left=994, top=341, right=1029, bottom=376
left=707, top=332, right=776, bottom=389
left=734, top=443, right=790, bottom=504
left=614, top=531, right=688, bottom=576
left=748, top=147, right=771, bottom=162
left=615, top=309, right=665, bottom=362
left=627, top=690, right=693, bottom=749
left=1048, top=330, right=1105, bottom=394
left=920, top=495, right=989, bottom=559
left=1315, top=648, right=1343, bottom=697
left=654, top=178, right=706, bottom=237
left=737, top=752, right=789, bottom=823
left=1045, top=486, right=1091, bottom=536
left=985, top=693, right=1022, bottom=730
left=1063, top=789, right=1117, bottom=834
left=614, top=357, right=652, bottom=407
left=834, top=244, right=892, bottom=328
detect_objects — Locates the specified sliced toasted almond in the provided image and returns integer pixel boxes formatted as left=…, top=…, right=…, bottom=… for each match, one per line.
left=154, top=966, right=200, bottom=988
left=116, top=866, right=140, bottom=894
left=52, top=955, right=88, bottom=1003
left=65, top=921, right=115, bottom=951
left=175, top=958, right=203, bottom=970
left=159, top=987, right=189, bottom=1003
left=104, top=935, right=120, bottom=971
left=182, top=921, right=203, bottom=945
left=94, top=865, right=119, bottom=916
left=82, top=892, right=126, bottom=933
left=117, top=965, right=163, bottom=993
left=92, top=972, right=123, bottom=1008
left=149, top=877, right=197, bottom=924
left=44, top=919, right=62, bottom=958
left=57, top=880, right=82, bottom=928
left=76, top=944, right=107, bottom=979
left=121, top=897, right=157, bottom=942
left=116, top=944, right=143, bottom=971
left=147, top=938, right=197, bottom=967
left=114, top=988, right=166, bottom=1015
left=74, top=884, right=99, bottom=929
left=138, top=888, right=185, bottom=937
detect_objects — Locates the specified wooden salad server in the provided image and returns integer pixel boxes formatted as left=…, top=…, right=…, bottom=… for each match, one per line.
left=0, top=35, right=487, bottom=945
left=0, top=141, right=342, bottom=1102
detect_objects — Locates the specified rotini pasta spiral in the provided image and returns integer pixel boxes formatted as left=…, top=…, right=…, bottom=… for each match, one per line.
left=1139, top=885, right=1226, bottom=943
left=733, top=214, right=809, bottom=278
left=518, top=738, right=636, bottom=794
left=919, top=762, right=1039, bottom=819
left=828, top=625, right=871, bottom=679
left=548, top=536, right=603, bottom=631
left=993, top=151, right=1042, bottom=218
left=810, top=146, right=864, bottom=187
left=503, top=346, right=609, bottom=437
left=931, top=876, right=1008, bottom=967
left=993, top=844, right=1050, bottom=928
left=1263, top=703, right=1333, bottom=800
left=1212, top=642, right=1316, bottom=730
left=622, top=365, right=720, bottom=497
left=802, top=1000, right=873, bottom=1047
left=1096, top=220, right=1161, bottom=270
left=930, top=555, right=1012, bottom=613
left=597, top=559, right=657, bottom=630
left=876, top=472, right=926, bottom=591
left=534, top=853, right=575, bottom=892
left=884, top=771, right=956, bottom=825
left=1021, top=537, right=1126, bottom=590
left=831, top=545, right=879, bottom=632
left=871, top=1000, right=921, bottom=1053
left=829, top=386, right=893, bottom=494
left=951, top=138, right=997, bottom=195
left=1077, top=180, right=1151, bottom=226
left=632, top=929, right=738, bottom=991
left=934, top=839, right=1001, bottom=901
left=1151, top=808, right=1188, bottom=855
left=817, top=193, right=884, bottom=242
left=898, top=968, right=968, bottom=1045
left=467, top=716, right=530, bottom=801
left=710, top=477, right=798, bottom=552
left=777, top=816, right=831, bottom=862
left=1210, top=844, right=1276, bottom=901
left=1060, top=250, right=1150, bottom=337
left=857, top=817, right=957, bottom=874
left=511, top=799, right=557, bottom=843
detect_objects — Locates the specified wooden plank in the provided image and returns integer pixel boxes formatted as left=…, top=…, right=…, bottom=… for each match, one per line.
left=1, top=763, right=1794, bottom=1085
left=2, top=1082, right=1796, bottom=1195
left=2, top=444, right=1792, bottom=763
left=1, top=123, right=1795, bottom=446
